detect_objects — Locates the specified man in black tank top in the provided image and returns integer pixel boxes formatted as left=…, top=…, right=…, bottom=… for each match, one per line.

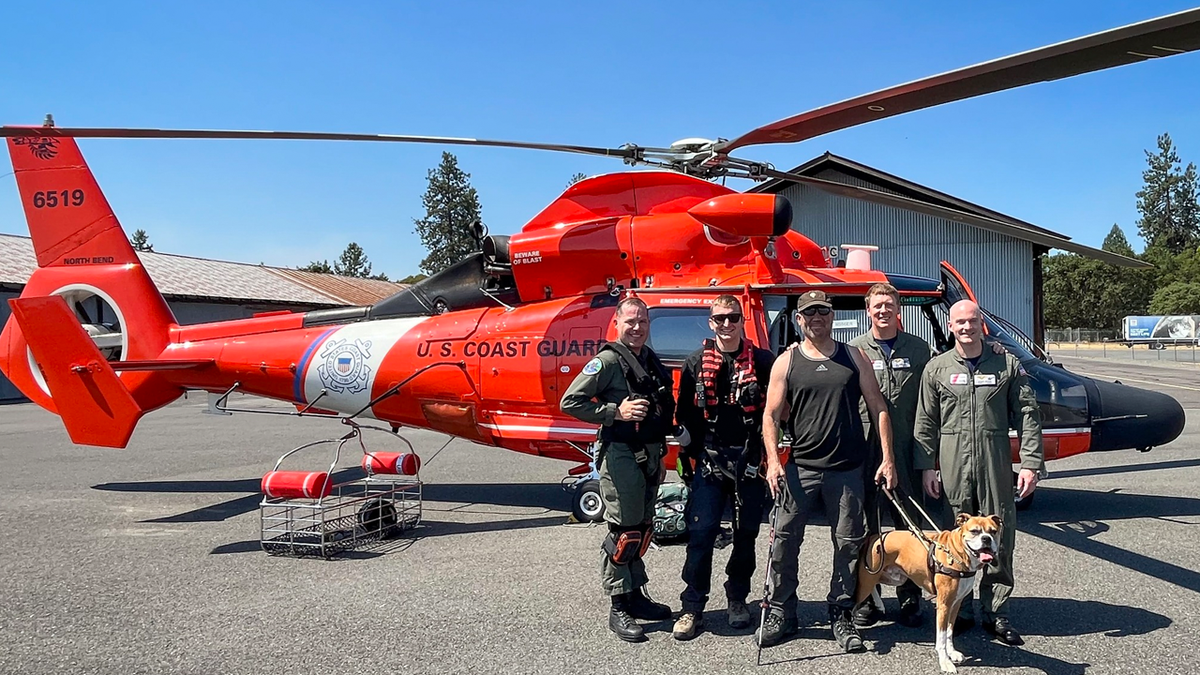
left=758, top=290, right=898, bottom=653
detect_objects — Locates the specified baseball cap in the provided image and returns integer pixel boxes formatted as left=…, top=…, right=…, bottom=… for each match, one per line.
left=795, top=290, right=833, bottom=312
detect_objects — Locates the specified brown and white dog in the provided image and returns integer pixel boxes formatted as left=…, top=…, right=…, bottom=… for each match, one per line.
left=854, top=513, right=1002, bottom=673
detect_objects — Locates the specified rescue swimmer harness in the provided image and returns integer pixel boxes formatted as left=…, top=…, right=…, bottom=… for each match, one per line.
left=692, top=338, right=765, bottom=529
left=866, top=485, right=976, bottom=580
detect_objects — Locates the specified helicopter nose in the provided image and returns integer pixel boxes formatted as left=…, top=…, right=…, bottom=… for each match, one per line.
left=1085, top=378, right=1186, bottom=452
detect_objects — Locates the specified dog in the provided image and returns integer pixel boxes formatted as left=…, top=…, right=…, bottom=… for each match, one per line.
left=854, top=513, right=1002, bottom=673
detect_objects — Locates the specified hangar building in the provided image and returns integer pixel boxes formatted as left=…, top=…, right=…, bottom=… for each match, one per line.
left=752, top=153, right=1138, bottom=346
left=0, top=233, right=407, bottom=402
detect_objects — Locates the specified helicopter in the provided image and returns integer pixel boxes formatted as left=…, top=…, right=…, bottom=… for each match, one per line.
left=1, top=9, right=1196, bottom=521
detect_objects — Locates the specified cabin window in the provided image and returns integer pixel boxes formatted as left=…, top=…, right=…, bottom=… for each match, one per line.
left=646, top=308, right=713, bottom=363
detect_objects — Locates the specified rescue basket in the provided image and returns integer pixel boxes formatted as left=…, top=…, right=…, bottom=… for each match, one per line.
left=259, top=423, right=422, bottom=558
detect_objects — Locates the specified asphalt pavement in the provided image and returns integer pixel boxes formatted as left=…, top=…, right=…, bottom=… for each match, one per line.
left=1, top=364, right=1197, bottom=675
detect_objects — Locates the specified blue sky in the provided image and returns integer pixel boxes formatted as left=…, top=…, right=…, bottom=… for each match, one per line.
left=3, top=1, right=1199, bottom=278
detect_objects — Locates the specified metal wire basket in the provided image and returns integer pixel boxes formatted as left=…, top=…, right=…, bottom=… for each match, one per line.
left=259, top=424, right=422, bottom=558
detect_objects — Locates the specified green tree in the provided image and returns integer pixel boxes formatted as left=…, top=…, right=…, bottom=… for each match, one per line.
left=1043, top=225, right=1154, bottom=330
left=413, top=152, right=484, bottom=275
left=300, top=260, right=333, bottom=273
left=398, top=273, right=428, bottom=284
left=130, top=229, right=153, bottom=252
left=1149, top=281, right=1200, bottom=314
left=1136, top=133, right=1200, bottom=255
left=333, top=242, right=373, bottom=278
left=567, top=172, right=588, bottom=188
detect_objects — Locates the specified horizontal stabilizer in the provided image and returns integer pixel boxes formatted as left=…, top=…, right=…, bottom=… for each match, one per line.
left=8, top=296, right=144, bottom=447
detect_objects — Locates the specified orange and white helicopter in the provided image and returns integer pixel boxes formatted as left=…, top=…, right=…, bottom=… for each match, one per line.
left=2, top=9, right=1196, bottom=520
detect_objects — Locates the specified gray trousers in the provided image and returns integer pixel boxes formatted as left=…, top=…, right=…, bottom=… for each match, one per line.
left=597, top=442, right=662, bottom=597
left=768, top=462, right=866, bottom=618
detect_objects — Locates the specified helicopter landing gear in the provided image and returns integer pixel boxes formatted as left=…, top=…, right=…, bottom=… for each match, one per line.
left=571, top=478, right=605, bottom=522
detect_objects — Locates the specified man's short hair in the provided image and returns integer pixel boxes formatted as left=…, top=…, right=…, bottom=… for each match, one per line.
left=615, top=297, right=648, bottom=317
left=865, top=283, right=899, bottom=307
left=711, top=294, right=741, bottom=313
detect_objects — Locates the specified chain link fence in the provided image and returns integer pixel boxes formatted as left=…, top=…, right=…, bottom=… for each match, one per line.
left=1045, top=328, right=1200, bottom=364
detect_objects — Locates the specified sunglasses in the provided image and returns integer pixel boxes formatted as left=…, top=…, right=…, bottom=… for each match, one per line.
left=800, top=306, right=832, bottom=317
left=709, top=313, right=743, bottom=325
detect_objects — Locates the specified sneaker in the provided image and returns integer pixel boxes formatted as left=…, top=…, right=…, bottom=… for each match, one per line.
left=852, top=600, right=882, bottom=627
left=898, top=598, right=922, bottom=627
left=627, top=587, right=672, bottom=621
left=831, top=609, right=865, bottom=653
left=727, top=599, right=752, bottom=629
left=984, top=617, right=1025, bottom=646
left=672, top=611, right=703, bottom=641
left=758, top=612, right=797, bottom=647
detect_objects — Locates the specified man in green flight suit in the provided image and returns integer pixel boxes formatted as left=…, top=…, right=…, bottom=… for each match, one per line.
left=560, top=296, right=675, bottom=642
left=849, top=283, right=934, bottom=628
left=914, top=299, right=1043, bottom=646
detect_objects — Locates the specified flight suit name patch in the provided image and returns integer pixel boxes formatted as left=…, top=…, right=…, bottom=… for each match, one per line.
left=974, top=374, right=997, bottom=386
left=891, top=358, right=911, bottom=369
left=872, top=359, right=885, bottom=371
left=949, top=373, right=969, bottom=385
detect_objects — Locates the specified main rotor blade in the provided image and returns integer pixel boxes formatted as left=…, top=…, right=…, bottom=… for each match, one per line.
left=758, top=167, right=1150, bottom=268
left=727, top=8, right=1200, bottom=152
left=0, top=126, right=637, bottom=160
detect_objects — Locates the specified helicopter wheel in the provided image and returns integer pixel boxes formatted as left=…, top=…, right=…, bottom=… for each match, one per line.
left=572, top=479, right=606, bottom=523
left=1013, top=472, right=1035, bottom=511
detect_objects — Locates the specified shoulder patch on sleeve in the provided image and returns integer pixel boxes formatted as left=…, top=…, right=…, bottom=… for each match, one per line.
left=582, top=358, right=604, bottom=376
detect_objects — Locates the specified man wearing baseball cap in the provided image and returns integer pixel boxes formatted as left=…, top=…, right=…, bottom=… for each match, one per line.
left=759, top=290, right=897, bottom=653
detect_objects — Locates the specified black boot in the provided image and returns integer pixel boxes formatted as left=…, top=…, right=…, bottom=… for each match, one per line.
left=627, top=586, right=672, bottom=621
left=852, top=591, right=883, bottom=627
left=984, top=617, right=1025, bottom=646
left=609, top=594, right=646, bottom=643
left=830, top=607, right=865, bottom=653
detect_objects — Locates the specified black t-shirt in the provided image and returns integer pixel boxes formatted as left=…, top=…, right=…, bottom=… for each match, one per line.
left=785, top=342, right=869, bottom=471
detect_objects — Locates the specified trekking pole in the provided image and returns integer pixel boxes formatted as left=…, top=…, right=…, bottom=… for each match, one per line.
left=756, top=486, right=784, bottom=666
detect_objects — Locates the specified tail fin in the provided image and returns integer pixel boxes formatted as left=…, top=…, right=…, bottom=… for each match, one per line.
left=8, top=296, right=143, bottom=447
left=1, top=129, right=181, bottom=423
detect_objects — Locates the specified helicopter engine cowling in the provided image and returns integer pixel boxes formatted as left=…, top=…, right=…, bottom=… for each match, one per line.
left=687, top=193, right=792, bottom=239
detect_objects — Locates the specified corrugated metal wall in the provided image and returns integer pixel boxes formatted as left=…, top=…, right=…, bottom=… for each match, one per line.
left=778, top=168, right=1035, bottom=338
left=0, top=290, right=21, bottom=403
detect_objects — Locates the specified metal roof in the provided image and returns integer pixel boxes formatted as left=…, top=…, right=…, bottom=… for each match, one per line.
left=751, top=153, right=1150, bottom=268
left=0, top=233, right=408, bottom=306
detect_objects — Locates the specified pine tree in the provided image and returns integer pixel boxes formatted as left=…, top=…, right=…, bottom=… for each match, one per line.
left=130, top=229, right=153, bottom=252
left=413, top=152, right=484, bottom=275
left=1136, top=133, right=1200, bottom=255
left=300, top=260, right=333, bottom=273
left=1101, top=224, right=1135, bottom=257
left=567, top=172, right=588, bottom=188
left=334, top=242, right=373, bottom=278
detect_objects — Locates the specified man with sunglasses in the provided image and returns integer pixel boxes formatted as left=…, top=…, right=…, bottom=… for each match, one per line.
left=671, top=295, right=775, bottom=641
left=759, top=290, right=897, bottom=653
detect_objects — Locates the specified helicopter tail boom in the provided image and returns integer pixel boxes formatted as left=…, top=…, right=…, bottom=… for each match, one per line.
left=1, top=130, right=183, bottom=426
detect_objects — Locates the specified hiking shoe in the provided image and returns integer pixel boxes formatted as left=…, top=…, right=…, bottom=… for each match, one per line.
left=727, top=599, right=751, bottom=629
left=898, top=598, right=922, bottom=627
left=672, top=611, right=703, bottom=641
left=627, top=587, right=672, bottom=621
left=852, top=600, right=883, bottom=627
left=609, top=606, right=645, bottom=642
left=984, top=617, right=1025, bottom=646
left=831, top=610, right=866, bottom=653
left=757, top=612, right=797, bottom=647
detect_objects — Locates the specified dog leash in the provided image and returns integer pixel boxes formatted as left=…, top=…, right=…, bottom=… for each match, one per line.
left=880, top=486, right=973, bottom=574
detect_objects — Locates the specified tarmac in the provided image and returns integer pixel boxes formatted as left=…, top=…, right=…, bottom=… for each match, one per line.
left=1, top=355, right=1197, bottom=674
